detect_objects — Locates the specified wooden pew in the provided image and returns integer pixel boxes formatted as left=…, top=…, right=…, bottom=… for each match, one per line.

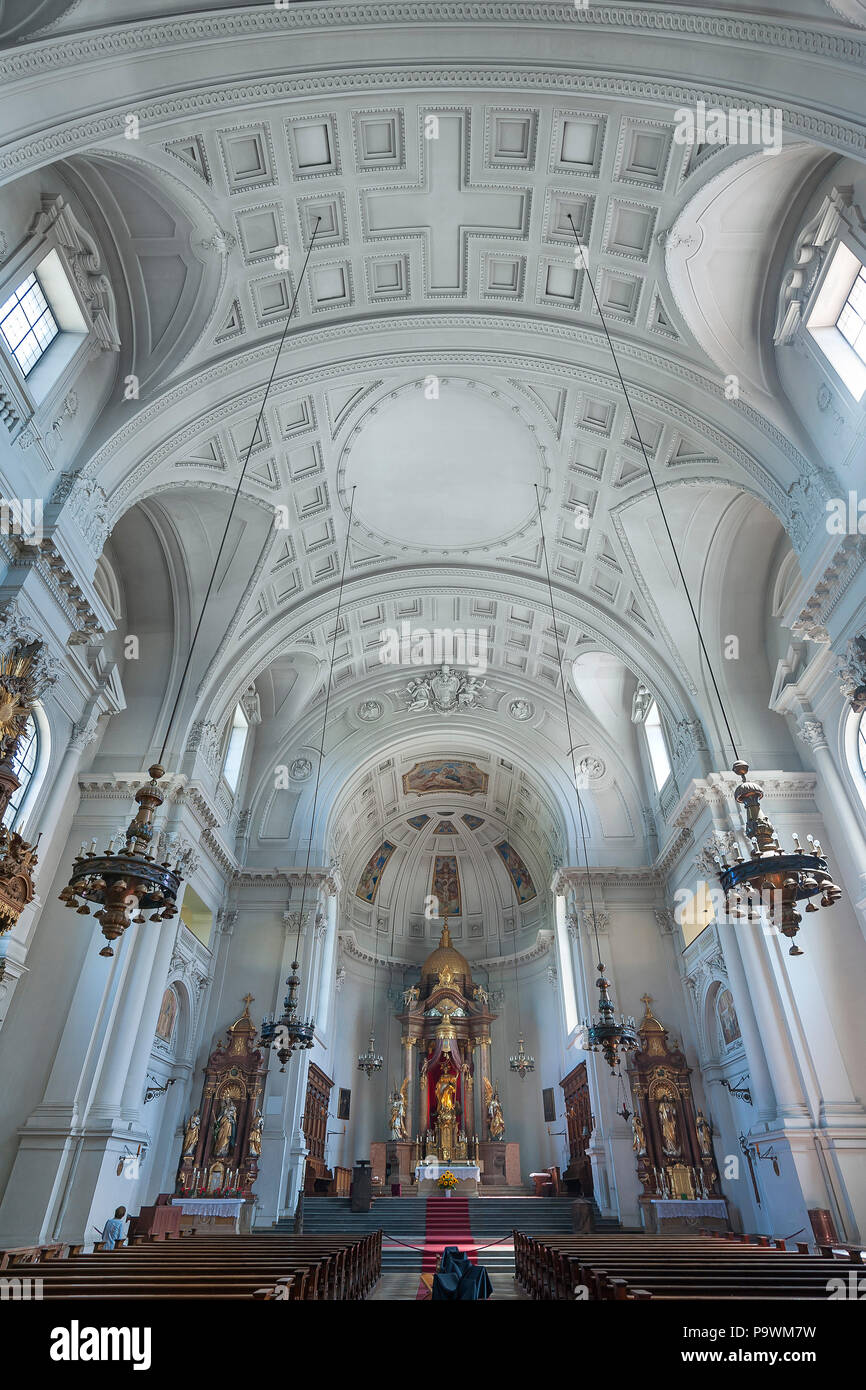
left=24, top=1231, right=381, bottom=1302
left=512, top=1231, right=858, bottom=1301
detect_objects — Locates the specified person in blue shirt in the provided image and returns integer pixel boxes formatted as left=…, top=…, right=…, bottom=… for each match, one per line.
left=101, top=1205, right=129, bottom=1250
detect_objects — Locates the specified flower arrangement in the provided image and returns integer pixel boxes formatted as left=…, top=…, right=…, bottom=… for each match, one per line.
left=437, top=1170, right=458, bottom=1192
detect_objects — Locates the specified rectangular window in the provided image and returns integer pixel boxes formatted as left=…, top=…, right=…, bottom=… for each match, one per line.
left=836, top=264, right=866, bottom=365
left=0, top=273, right=59, bottom=377
left=644, top=700, right=672, bottom=791
left=806, top=243, right=866, bottom=401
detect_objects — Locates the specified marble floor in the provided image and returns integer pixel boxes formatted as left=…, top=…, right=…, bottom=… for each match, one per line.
left=367, top=1272, right=530, bottom=1301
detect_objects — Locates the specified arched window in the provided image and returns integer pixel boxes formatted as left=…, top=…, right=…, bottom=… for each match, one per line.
left=644, top=700, right=672, bottom=791
left=3, top=713, right=40, bottom=829
left=843, top=707, right=866, bottom=819
left=221, top=703, right=249, bottom=793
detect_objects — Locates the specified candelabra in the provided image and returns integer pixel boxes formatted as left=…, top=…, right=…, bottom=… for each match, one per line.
left=716, top=762, right=842, bottom=955
left=260, top=960, right=315, bottom=1069
left=581, top=962, right=638, bottom=1072
left=508, top=1031, right=535, bottom=1078
left=357, top=1029, right=383, bottom=1078
left=58, top=765, right=182, bottom=956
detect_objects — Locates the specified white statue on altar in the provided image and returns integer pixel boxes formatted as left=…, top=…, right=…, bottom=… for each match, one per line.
left=388, top=1078, right=408, bottom=1140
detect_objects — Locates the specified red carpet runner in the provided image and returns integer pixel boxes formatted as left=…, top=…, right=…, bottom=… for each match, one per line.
left=416, top=1196, right=476, bottom=1300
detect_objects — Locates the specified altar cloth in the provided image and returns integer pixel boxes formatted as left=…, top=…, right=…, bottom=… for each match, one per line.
left=414, top=1163, right=481, bottom=1183
left=171, top=1198, right=245, bottom=1217
left=650, top=1199, right=727, bottom=1218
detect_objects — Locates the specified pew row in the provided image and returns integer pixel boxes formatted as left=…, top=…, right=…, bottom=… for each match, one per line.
left=0, top=1232, right=382, bottom=1301
left=512, top=1231, right=861, bottom=1301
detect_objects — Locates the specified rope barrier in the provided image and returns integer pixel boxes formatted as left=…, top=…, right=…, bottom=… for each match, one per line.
left=381, top=1231, right=514, bottom=1252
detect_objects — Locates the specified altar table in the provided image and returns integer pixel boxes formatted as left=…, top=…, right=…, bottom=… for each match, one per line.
left=415, top=1163, right=481, bottom=1196
left=171, top=1198, right=253, bottom=1233
left=640, top=1197, right=729, bottom=1233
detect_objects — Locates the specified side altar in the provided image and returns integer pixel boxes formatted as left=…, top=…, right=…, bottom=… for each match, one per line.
left=627, top=996, right=730, bottom=1232
left=172, top=997, right=265, bottom=1228
left=376, top=923, right=518, bottom=1191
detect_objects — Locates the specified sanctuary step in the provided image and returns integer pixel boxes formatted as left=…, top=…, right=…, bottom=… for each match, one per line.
left=272, top=1195, right=579, bottom=1272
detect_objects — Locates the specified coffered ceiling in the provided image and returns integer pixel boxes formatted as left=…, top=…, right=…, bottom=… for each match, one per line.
left=1, top=2, right=850, bottom=789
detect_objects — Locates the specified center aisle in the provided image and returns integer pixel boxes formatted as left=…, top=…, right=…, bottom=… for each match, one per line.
left=415, top=1194, right=476, bottom=1299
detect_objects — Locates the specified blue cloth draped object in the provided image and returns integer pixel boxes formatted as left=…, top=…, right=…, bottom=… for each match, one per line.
left=101, top=1218, right=124, bottom=1250
left=431, top=1247, right=493, bottom=1300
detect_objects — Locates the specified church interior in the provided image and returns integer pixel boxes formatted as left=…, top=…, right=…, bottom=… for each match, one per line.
left=0, top=0, right=865, bottom=1341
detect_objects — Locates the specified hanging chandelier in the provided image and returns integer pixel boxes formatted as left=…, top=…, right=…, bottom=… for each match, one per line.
left=357, top=1029, right=384, bottom=1079
left=508, top=1031, right=535, bottom=1078
left=260, top=959, right=315, bottom=1070
left=58, top=763, right=181, bottom=956
left=714, top=761, right=842, bottom=956
left=581, top=963, right=638, bottom=1073
left=59, top=220, right=323, bottom=959
left=566, top=215, right=845, bottom=963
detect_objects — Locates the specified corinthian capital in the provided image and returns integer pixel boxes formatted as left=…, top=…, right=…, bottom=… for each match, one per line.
left=797, top=717, right=827, bottom=751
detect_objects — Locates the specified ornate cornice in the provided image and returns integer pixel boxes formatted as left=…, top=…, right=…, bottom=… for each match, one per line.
left=792, top=536, right=866, bottom=642
left=553, top=865, right=660, bottom=892
left=339, top=929, right=413, bottom=968
left=478, top=928, right=553, bottom=968
left=3, top=7, right=866, bottom=81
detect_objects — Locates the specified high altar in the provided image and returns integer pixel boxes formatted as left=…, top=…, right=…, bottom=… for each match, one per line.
left=373, top=923, right=520, bottom=1193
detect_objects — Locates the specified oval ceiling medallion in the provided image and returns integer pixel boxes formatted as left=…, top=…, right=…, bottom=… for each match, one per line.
left=338, top=378, right=547, bottom=554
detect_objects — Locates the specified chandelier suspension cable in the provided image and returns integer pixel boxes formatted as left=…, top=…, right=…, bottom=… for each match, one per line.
left=534, top=484, right=636, bottom=1069
left=62, top=225, right=323, bottom=958
left=357, top=782, right=385, bottom=1078
left=262, top=483, right=356, bottom=1065
left=157, top=218, right=323, bottom=770
left=565, top=220, right=842, bottom=957
left=566, top=215, right=739, bottom=763
left=294, top=483, right=356, bottom=1001
left=504, top=821, right=534, bottom=1078
left=533, top=483, right=602, bottom=968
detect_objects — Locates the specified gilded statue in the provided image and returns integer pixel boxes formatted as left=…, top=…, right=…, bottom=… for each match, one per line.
left=658, top=1098, right=681, bottom=1156
left=483, top=1077, right=505, bottom=1140
left=248, top=1109, right=263, bottom=1157
left=631, top=1113, right=646, bottom=1154
left=388, top=1078, right=409, bottom=1140
left=402, top=984, right=420, bottom=1009
left=473, top=983, right=489, bottom=1007
left=695, top=1109, right=713, bottom=1160
left=182, top=1110, right=200, bottom=1156
left=212, top=1098, right=237, bottom=1157
left=435, top=1058, right=458, bottom=1117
